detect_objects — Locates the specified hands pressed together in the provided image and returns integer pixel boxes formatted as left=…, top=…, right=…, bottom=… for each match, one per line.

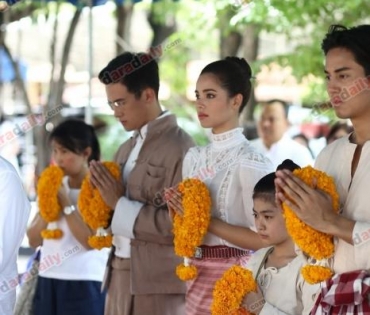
left=164, top=186, right=183, bottom=220
left=274, top=169, right=338, bottom=233
left=89, top=160, right=125, bottom=210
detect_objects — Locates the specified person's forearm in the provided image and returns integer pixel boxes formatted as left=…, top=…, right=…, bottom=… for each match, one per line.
left=27, top=213, right=47, bottom=248
left=65, top=211, right=94, bottom=250
left=208, top=218, right=264, bottom=251
left=327, top=215, right=355, bottom=245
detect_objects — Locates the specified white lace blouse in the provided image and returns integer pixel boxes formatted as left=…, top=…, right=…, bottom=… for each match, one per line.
left=182, top=128, right=273, bottom=248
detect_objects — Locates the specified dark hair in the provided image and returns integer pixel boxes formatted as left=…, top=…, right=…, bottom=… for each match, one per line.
left=98, top=52, right=160, bottom=99
left=200, top=56, right=252, bottom=114
left=321, top=24, right=370, bottom=76
left=326, top=121, right=353, bottom=144
left=253, top=159, right=300, bottom=203
left=49, top=119, right=100, bottom=162
left=262, top=99, right=289, bottom=119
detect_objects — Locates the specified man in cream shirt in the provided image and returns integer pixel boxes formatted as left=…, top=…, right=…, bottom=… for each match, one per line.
left=250, top=99, right=314, bottom=168
left=0, top=157, right=30, bottom=314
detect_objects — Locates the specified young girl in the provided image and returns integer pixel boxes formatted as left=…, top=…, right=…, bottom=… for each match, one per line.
left=167, top=57, right=274, bottom=315
left=243, top=159, right=320, bottom=315
left=26, top=119, right=108, bottom=315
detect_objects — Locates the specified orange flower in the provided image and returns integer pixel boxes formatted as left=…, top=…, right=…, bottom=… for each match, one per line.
left=78, top=161, right=121, bottom=249
left=301, top=265, right=333, bottom=285
left=88, top=235, right=113, bottom=250
left=211, top=266, right=256, bottom=315
left=173, top=178, right=211, bottom=280
left=282, top=166, right=340, bottom=283
left=37, top=165, right=64, bottom=239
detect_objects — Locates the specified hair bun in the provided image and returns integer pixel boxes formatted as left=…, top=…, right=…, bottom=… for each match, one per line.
left=224, top=56, right=252, bottom=79
left=276, top=159, right=300, bottom=172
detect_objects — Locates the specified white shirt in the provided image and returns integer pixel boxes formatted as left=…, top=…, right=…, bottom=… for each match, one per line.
left=0, top=120, right=21, bottom=176
left=112, top=111, right=171, bottom=258
left=0, top=157, right=30, bottom=315
left=250, top=135, right=314, bottom=169
left=315, top=135, right=370, bottom=273
left=243, top=247, right=319, bottom=315
left=183, top=128, right=273, bottom=248
left=40, top=177, right=109, bottom=281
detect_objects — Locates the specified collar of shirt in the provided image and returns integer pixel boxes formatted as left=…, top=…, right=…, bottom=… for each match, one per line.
left=210, top=127, right=246, bottom=150
left=133, top=110, right=171, bottom=141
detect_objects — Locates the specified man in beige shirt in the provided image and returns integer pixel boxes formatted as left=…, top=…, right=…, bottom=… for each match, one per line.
left=89, top=52, right=194, bottom=315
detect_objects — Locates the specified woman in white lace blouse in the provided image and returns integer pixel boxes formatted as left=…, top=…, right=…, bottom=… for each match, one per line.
left=167, top=57, right=274, bottom=315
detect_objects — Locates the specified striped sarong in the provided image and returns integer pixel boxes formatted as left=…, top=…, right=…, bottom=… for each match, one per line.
left=185, top=255, right=251, bottom=315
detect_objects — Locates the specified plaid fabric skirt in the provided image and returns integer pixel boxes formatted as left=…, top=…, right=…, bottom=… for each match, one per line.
left=310, top=270, right=370, bottom=315
left=185, top=255, right=251, bottom=315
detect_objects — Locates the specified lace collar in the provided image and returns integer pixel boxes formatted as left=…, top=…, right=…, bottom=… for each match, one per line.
left=211, top=127, right=246, bottom=150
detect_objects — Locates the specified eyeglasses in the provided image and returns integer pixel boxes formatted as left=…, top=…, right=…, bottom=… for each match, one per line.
left=107, top=99, right=125, bottom=110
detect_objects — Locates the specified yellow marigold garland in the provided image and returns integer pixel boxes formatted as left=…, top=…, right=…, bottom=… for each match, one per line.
left=37, top=165, right=64, bottom=239
left=282, top=166, right=340, bottom=284
left=173, top=178, right=211, bottom=281
left=301, top=265, right=333, bottom=285
left=211, top=266, right=257, bottom=315
left=78, top=161, right=121, bottom=250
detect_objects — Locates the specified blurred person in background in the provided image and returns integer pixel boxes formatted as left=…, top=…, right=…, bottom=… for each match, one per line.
left=293, top=133, right=315, bottom=159
left=250, top=99, right=314, bottom=168
left=0, top=112, right=22, bottom=176
left=326, top=121, right=353, bottom=145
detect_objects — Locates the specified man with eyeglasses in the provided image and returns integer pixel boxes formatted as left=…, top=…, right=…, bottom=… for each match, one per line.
left=89, top=52, right=194, bottom=315
left=275, top=24, right=370, bottom=314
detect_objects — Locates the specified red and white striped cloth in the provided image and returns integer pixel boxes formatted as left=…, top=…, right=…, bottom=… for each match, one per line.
left=185, top=255, right=251, bottom=315
left=310, top=270, right=370, bottom=315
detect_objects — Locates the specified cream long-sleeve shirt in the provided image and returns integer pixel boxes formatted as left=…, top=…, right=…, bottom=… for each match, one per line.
left=0, top=157, right=30, bottom=315
left=315, top=135, right=370, bottom=273
left=182, top=128, right=273, bottom=248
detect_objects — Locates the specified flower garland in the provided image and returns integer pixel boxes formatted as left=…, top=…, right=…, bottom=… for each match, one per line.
left=37, top=165, right=64, bottom=239
left=172, top=178, right=211, bottom=281
left=78, top=161, right=121, bottom=250
left=282, top=165, right=340, bottom=284
left=211, top=265, right=257, bottom=315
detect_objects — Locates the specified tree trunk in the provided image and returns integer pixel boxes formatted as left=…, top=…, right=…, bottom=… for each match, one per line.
left=241, top=24, right=260, bottom=123
left=219, top=7, right=242, bottom=58
left=147, top=2, right=177, bottom=48
left=35, top=7, right=83, bottom=174
left=115, top=4, right=134, bottom=55
left=47, top=1, right=61, bottom=110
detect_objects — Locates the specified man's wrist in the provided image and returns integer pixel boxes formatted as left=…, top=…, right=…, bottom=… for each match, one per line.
left=326, top=214, right=355, bottom=244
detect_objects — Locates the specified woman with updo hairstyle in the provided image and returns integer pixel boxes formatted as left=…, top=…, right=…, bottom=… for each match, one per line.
left=166, top=57, right=274, bottom=314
